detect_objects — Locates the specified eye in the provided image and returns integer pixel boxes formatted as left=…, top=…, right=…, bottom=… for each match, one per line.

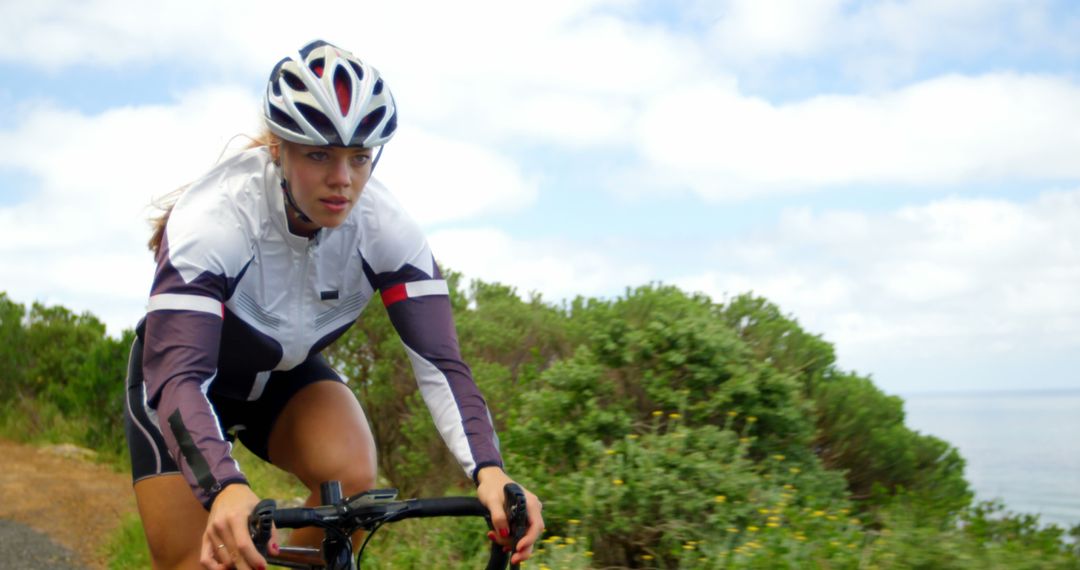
left=305, top=151, right=329, bottom=161
left=351, top=153, right=373, bottom=166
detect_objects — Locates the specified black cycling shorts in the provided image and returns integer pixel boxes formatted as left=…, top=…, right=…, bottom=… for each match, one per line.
left=124, top=337, right=346, bottom=484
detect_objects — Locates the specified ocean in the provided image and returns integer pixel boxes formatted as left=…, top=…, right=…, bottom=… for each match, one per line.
left=902, top=389, right=1080, bottom=530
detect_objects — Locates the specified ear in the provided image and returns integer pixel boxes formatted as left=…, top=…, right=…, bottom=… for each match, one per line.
left=270, top=144, right=281, bottom=165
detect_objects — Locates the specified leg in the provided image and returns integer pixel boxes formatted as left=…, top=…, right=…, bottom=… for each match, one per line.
left=267, top=380, right=377, bottom=549
left=133, top=474, right=208, bottom=570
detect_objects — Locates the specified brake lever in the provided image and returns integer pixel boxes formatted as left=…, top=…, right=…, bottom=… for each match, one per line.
left=504, top=483, right=528, bottom=570
left=248, top=498, right=277, bottom=558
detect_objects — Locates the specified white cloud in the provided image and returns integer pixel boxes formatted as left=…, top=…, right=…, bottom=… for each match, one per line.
left=675, top=190, right=1080, bottom=391
left=706, top=0, right=1076, bottom=71
left=638, top=73, right=1080, bottom=199
left=375, top=126, right=538, bottom=225
left=709, top=0, right=846, bottom=60
left=428, top=228, right=654, bottom=302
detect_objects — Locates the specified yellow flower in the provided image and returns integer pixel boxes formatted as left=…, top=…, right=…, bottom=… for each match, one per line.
left=568, top=519, right=581, bottom=525
left=652, top=410, right=663, bottom=417
left=585, top=551, right=593, bottom=557
left=605, top=449, right=616, bottom=455
left=795, top=535, right=807, bottom=541
left=783, top=484, right=796, bottom=491
left=739, top=437, right=751, bottom=444
left=813, top=510, right=826, bottom=517
left=669, top=412, right=682, bottom=419
left=773, top=454, right=785, bottom=461
left=683, top=544, right=695, bottom=550
left=748, top=525, right=760, bottom=532
left=766, top=522, right=780, bottom=528
left=612, top=479, right=624, bottom=486
left=827, top=515, right=838, bottom=521
left=747, top=416, right=758, bottom=423
left=726, top=527, right=739, bottom=533
left=715, top=495, right=727, bottom=503
left=789, top=467, right=801, bottom=475
left=758, top=508, right=770, bottom=514
left=627, top=434, right=639, bottom=440
left=727, top=410, right=739, bottom=417
left=566, top=537, right=576, bottom=545
left=642, top=554, right=655, bottom=560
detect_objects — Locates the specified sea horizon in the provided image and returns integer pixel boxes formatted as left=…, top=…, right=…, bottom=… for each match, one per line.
left=902, top=388, right=1080, bottom=530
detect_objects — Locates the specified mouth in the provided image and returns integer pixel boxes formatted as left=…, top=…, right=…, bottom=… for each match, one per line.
left=320, top=196, right=350, bottom=213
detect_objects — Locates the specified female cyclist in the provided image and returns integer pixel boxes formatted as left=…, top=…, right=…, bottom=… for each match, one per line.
left=124, top=40, right=543, bottom=570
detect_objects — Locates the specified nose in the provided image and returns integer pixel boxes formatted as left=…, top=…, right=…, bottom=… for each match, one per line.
left=326, top=157, right=352, bottom=188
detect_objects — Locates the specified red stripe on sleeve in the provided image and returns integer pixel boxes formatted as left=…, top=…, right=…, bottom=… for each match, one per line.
left=380, top=283, right=408, bottom=307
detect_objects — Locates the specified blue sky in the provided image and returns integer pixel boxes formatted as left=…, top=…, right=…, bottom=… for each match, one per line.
left=1, top=0, right=1079, bottom=395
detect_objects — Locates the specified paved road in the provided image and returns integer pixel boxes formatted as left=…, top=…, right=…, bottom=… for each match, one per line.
left=0, top=519, right=85, bottom=569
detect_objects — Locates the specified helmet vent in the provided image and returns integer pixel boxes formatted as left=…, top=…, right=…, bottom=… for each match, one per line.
left=268, top=106, right=303, bottom=137
left=296, top=103, right=338, bottom=143
left=353, top=107, right=386, bottom=143
left=373, top=78, right=383, bottom=96
left=348, top=60, right=365, bottom=81
left=380, top=110, right=397, bottom=140
left=309, top=57, right=325, bottom=78
left=333, top=66, right=352, bottom=117
left=283, top=70, right=307, bottom=92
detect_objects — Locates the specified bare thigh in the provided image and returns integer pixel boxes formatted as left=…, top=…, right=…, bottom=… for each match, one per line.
left=134, top=474, right=207, bottom=570
left=267, top=380, right=377, bottom=547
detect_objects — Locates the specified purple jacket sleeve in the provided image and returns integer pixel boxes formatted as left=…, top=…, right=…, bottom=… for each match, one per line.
left=143, top=234, right=247, bottom=508
left=375, top=264, right=504, bottom=481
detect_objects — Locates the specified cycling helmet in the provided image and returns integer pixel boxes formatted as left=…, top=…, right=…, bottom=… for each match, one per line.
left=264, top=40, right=397, bottom=148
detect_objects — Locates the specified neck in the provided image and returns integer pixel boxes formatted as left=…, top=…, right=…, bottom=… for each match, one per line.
left=285, top=201, right=320, bottom=238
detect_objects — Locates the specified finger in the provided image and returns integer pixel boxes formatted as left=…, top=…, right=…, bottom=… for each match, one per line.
left=200, top=535, right=227, bottom=570
left=481, top=495, right=510, bottom=546
left=270, top=524, right=282, bottom=556
left=228, top=514, right=267, bottom=570
left=513, top=497, right=545, bottom=563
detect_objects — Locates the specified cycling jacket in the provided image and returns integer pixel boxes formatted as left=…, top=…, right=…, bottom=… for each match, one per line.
left=141, top=146, right=502, bottom=507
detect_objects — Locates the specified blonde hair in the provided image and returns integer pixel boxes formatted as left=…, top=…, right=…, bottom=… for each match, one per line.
left=148, top=129, right=281, bottom=255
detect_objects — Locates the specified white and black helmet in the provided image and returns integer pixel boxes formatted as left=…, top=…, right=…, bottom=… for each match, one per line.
left=264, top=40, right=397, bottom=148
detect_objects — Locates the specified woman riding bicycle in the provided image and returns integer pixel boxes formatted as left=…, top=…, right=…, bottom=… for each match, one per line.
left=124, top=39, right=543, bottom=570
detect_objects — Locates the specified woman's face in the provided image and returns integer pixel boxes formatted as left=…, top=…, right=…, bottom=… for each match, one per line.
left=277, top=142, right=374, bottom=235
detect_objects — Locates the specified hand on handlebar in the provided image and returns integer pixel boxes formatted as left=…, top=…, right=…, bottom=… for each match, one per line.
left=201, top=484, right=279, bottom=570
left=476, top=467, right=545, bottom=565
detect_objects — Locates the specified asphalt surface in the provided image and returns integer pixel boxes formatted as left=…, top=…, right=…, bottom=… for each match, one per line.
left=0, top=519, right=85, bottom=569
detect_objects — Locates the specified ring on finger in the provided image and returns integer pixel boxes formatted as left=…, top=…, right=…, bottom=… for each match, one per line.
left=216, top=544, right=227, bottom=550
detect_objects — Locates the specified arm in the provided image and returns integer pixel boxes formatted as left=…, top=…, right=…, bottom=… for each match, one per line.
left=143, top=237, right=248, bottom=508
left=376, top=266, right=544, bottom=564
left=377, top=265, right=503, bottom=479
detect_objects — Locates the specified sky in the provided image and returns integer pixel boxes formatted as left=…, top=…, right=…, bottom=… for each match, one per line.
left=1, top=0, right=1079, bottom=395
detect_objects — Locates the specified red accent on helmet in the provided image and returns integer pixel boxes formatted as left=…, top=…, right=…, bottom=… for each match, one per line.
left=334, top=68, right=351, bottom=116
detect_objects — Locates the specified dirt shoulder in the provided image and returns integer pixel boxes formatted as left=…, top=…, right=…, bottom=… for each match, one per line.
left=0, top=439, right=137, bottom=569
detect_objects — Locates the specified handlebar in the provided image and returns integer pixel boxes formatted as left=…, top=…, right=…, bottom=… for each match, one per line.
left=249, top=482, right=529, bottom=570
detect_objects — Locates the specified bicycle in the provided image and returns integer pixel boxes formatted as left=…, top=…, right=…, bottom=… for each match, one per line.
left=248, top=480, right=529, bottom=570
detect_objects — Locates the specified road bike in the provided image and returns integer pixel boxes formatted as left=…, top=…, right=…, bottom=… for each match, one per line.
left=249, top=480, right=528, bottom=569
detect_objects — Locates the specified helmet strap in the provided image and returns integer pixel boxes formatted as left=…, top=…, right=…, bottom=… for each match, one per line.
left=372, top=146, right=384, bottom=169
left=281, top=178, right=314, bottom=223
